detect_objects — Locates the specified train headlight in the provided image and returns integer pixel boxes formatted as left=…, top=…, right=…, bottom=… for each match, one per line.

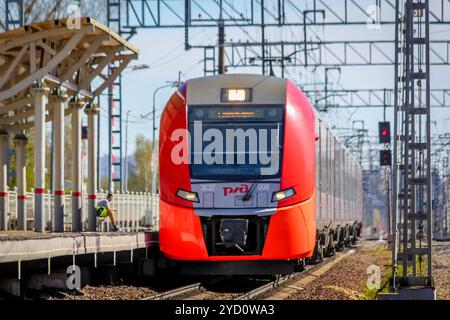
left=272, top=188, right=296, bottom=202
left=176, top=189, right=199, bottom=203
left=220, top=88, right=252, bottom=102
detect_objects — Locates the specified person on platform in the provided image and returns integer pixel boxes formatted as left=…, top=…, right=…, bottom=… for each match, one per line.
left=96, top=193, right=121, bottom=232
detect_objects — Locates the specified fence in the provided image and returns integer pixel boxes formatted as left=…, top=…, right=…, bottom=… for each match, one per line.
left=4, top=188, right=159, bottom=232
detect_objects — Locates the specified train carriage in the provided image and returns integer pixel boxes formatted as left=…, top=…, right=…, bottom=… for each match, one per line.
left=158, top=74, right=362, bottom=275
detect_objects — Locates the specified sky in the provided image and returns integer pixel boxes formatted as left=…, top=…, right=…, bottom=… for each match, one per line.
left=91, top=0, right=450, bottom=166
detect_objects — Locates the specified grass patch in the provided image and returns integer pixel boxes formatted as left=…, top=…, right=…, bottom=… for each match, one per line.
left=369, top=253, right=432, bottom=299
left=362, top=247, right=392, bottom=300
left=362, top=264, right=391, bottom=300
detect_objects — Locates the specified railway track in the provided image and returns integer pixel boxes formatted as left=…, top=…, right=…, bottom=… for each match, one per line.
left=141, top=283, right=203, bottom=300
left=141, top=277, right=270, bottom=300
left=141, top=243, right=361, bottom=301
left=236, top=246, right=358, bottom=300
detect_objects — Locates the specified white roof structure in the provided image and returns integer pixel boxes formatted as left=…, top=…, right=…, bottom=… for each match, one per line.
left=0, top=17, right=139, bottom=132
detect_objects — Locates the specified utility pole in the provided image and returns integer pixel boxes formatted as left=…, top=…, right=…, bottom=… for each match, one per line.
left=218, top=0, right=225, bottom=75
left=140, top=81, right=182, bottom=230
left=107, top=70, right=116, bottom=193
left=124, top=108, right=132, bottom=192
left=382, top=88, right=393, bottom=242
left=386, top=166, right=392, bottom=240
left=444, top=153, right=450, bottom=238
left=218, top=20, right=225, bottom=75
left=352, top=120, right=365, bottom=165
left=139, top=80, right=181, bottom=203
left=261, top=0, right=265, bottom=75
left=380, top=0, right=434, bottom=300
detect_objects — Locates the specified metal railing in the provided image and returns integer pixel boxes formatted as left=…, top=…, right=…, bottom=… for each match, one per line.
left=4, top=188, right=159, bottom=232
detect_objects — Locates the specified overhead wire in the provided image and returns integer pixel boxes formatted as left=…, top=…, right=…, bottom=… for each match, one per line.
left=146, top=28, right=206, bottom=68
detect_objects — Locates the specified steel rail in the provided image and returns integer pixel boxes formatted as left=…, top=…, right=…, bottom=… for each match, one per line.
left=141, top=282, right=203, bottom=300
left=234, top=245, right=357, bottom=300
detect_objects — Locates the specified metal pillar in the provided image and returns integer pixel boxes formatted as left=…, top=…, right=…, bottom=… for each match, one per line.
left=445, top=169, right=449, bottom=237
left=0, top=130, right=9, bottom=230
left=218, top=21, right=225, bottom=75
left=69, top=95, right=84, bottom=232
left=50, top=88, right=68, bottom=232
left=31, top=80, right=49, bottom=232
left=13, top=134, right=27, bottom=230
left=217, top=0, right=225, bottom=76
left=107, top=0, right=125, bottom=193
left=124, top=109, right=131, bottom=192
left=386, top=166, right=392, bottom=239
left=107, top=71, right=124, bottom=193
left=108, top=85, right=114, bottom=192
left=260, top=0, right=265, bottom=75
left=84, top=103, right=100, bottom=232
left=392, top=0, right=433, bottom=292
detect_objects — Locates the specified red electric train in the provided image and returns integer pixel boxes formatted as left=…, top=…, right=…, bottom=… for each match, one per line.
left=158, top=74, right=363, bottom=275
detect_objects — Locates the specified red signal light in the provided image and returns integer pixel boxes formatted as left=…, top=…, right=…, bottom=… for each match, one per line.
left=379, top=122, right=391, bottom=143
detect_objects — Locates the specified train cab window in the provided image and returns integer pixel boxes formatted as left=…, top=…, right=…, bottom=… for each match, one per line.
left=188, top=105, right=284, bottom=180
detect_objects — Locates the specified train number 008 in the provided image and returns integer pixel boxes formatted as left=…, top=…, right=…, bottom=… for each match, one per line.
left=257, top=184, right=270, bottom=191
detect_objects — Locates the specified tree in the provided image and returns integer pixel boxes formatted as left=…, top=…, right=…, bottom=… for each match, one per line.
left=0, top=0, right=106, bottom=31
left=127, top=135, right=154, bottom=192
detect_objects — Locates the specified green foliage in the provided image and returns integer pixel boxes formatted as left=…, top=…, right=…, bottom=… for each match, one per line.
left=127, top=135, right=156, bottom=192
left=100, top=177, right=109, bottom=192
left=362, top=247, right=391, bottom=300
left=0, top=1, right=107, bottom=31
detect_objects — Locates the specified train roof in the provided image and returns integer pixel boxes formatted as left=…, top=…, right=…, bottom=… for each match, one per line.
left=186, top=74, right=286, bottom=105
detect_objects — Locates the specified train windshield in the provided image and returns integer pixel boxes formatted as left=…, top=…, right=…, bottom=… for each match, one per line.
left=188, top=105, right=284, bottom=180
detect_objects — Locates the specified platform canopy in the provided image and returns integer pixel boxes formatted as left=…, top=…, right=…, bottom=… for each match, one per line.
left=0, top=17, right=139, bottom=132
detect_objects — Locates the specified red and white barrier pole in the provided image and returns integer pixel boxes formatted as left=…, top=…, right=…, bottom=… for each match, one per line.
left=0, top=130, right=8, bottom=230
left=13, top=134, right=28, bottom=230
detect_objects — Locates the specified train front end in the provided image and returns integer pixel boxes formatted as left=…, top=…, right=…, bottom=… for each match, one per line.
left=159, top=75, right=317, bottom=274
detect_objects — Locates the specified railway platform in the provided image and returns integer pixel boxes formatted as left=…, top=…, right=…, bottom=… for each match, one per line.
left=0, top=230, right=159, bottom=296
left=0, top=230, right=157, bottom=264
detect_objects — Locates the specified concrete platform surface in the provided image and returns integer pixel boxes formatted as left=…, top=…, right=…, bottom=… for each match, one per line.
left=0, top=231, right=147, bottom=263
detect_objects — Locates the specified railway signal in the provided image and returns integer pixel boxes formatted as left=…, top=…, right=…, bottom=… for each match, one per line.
left=378, top=122, right=391, bottom=144
left=380, top=150, right=392, bottom=167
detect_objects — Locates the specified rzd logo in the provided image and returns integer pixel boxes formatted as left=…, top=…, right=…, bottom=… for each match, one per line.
left=223, top=184, right=249, bottom=196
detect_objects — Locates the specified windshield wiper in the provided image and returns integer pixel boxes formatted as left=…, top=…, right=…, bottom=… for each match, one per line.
left=242, top=174, right=262, bottom=202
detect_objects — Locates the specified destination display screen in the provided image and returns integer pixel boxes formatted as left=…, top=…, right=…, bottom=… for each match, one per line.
left=187, top=105, right=285, bottom=180
left=188, top=105, right=284, bottom=122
